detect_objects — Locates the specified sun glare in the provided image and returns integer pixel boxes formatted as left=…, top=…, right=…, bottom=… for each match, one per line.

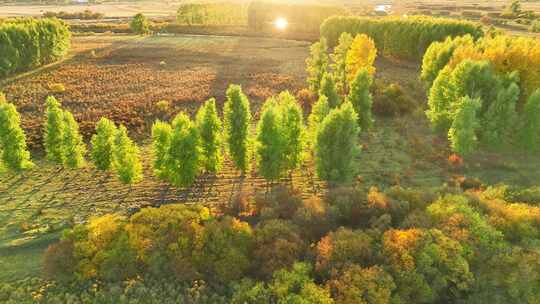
left=274, top=17, right=288, bottom=30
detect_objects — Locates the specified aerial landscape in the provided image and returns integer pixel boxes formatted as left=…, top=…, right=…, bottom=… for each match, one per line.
left=0, top=0, right=539, bottom=303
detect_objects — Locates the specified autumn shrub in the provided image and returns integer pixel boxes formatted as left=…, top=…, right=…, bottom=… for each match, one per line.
left=327, top=264, right=395, bottom=304
left=292, top=196, right=334, bottom=240
left=254, top=185, right=303, bottom=220
left=382, top=228, right=474, bottom=303
left=48, top=83, right=66, bottom=94
left=314, top=227, right=375, bottom=279
left=372, top=82, right=417, bottom=116
left=253, top=219, right=305, bottom=278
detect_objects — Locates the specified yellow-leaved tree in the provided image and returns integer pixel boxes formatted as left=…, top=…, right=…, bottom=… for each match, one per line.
left=346, top=34, right=377, bottom=83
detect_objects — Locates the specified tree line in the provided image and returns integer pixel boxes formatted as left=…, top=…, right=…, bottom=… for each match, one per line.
left=0, top=66, right=375, bottom=186
left=0, top=17, right=70, bottom=77
left=320, top=16, right=483, bottom=60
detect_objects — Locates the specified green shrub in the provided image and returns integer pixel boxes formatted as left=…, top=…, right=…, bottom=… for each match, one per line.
left=130, top=13, right=150, bottom=35
left=372, top=82, right=416, bottom=116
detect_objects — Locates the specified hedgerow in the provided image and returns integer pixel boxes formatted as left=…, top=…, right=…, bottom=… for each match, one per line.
left=321, top=16, right=482, bottom=60
left=0, top=17, right=70, bottom=77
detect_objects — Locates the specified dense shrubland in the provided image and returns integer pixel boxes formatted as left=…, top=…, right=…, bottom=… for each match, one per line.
left=320, top=16, right=482, bottom=60
left=1, top=183, right=536, bottom=303
left=0, top=17, right=70, bottom=77
left=422, top=34, right=540, bottom=155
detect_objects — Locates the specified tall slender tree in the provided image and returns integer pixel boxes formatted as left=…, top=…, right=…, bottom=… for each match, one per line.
left=448, top=96, right=481, bottom=157
left=319, top=73, right=340, bottom=109
left=91, top=118, right=117, bottom=171
left=223, top=85, right=251, bottom=174
left=44, top=96, right=65, bottom=164
left=331, top=32, right=353, bottom=95
left=306, top=38, right=329, bottom=93
left=256, top=103, right=287, bottom=183
left=164, top=113, right=201, bottom=187
left=0, top=99, right=33, bottom=171
left=518, top=89, right=540, bottom=153
left=62, top=111, right=86, bottom=169
left=347, top=68, right=374, bottom=131
left=308, top=95, right=330, bottom=149
left=277, top=91, right=306, bottom=172
left=315, top=102, right=360, bottom=184
left=196, top=98, right=222, bottom=173
left=151, top=120, right=172, bottom=179
left=112, top=125, right=143, bottom=184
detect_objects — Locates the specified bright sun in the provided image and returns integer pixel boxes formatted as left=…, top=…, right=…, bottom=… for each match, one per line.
left=274, top=17, right=288, bottom=30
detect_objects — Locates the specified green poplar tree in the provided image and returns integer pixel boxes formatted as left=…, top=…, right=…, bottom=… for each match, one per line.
left=277, top=91, right=306, bottom=172
left=315, top=101, right=360, bottom=184
left=91, top=118, right=117, bottom=171
left=223, top=84, right=251, bottom=174
left=0, top=99, right=33, bottom=171
left=347, top=68, right=374, bottom=131
left=44, top=96, right=65, bottom=164
left=306, top=38, right=329, bottom=93
left=112, top=125, right=143, bottom=184
left=448, top=96, right=481, bottom=157
left=164, top=113, right=201, bottom=187
left=319, top=73, right=340, bottom=109
left=62, top=111, right=86, bottom=169
left=308, top=95, right=330, bottom=148
left=483, top=83, right=519, bottom=148
left=518, top=89, right=540, bottom=153
left=196, top=98, right=223, bottom=173
left=151, top=120, right=172, bottom=179
left=256, top=102, right=287, bottom=182
left=331, top=32, right=353, bottom=95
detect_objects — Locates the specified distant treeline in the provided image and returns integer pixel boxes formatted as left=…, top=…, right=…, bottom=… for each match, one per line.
left=43, top=9, right=104, bottom=20
left=175, top=1, right=348, bottom=33
left=247, top=1, right=349, bottom=33
left=0, top=18, right=70, bottom=77
left=321, top=16, right=483, bottom=60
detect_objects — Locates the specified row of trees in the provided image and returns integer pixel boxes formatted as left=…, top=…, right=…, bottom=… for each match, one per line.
left=1, top=80, right=370, bottom=186
left=0, top=17, right=70, bottom=77
left=320, top=16, right=482, bottom=60
left=422, top=34, right=540, bottom=156
left=40, top=183, right=540, bottom=303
